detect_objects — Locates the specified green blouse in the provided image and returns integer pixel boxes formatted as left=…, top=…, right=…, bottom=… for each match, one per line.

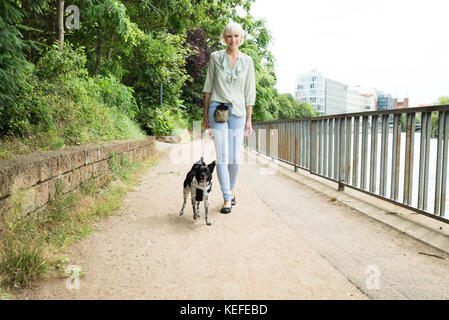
left=203, top=50, right=256, bottom=118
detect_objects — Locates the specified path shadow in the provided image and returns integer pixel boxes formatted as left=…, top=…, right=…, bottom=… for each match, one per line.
left=131, top=210, right=220, bottom=234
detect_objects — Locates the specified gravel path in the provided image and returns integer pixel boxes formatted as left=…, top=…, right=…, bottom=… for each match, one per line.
left=17, top=140, right=366, bottom=300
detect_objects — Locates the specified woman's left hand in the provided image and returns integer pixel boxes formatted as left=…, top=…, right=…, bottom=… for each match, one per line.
left=244, top=120, right=252, bottom=137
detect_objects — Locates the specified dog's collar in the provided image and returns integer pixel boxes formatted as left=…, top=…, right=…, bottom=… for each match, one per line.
left=192, top=178, right=211, bottom=190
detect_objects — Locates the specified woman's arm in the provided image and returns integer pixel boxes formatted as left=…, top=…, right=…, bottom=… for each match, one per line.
left=244, top=58, right=256, bottom=137
left=204, top=93, right=211, bottom=122
left=245, top=105, right=253, bottom=137
left=204, top=93, right=211, bottom=134
left=203, top=53, right=214, bottom=134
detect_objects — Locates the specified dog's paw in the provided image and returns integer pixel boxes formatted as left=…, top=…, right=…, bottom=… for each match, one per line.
left=206, top=221, right=212, bottom=226
left=179, top=210, right=184, bottom=216
left=193, top=214, right=198, bottom=220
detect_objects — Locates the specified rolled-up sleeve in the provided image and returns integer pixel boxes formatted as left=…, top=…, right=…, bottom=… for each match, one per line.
left=244, top=58, right=256, bottom=106
left=202, top=54, right=214, bottom=93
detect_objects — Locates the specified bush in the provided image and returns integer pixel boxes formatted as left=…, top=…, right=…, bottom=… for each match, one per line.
left=35, top=43, right=88, bottom=81
left=137, top=106, right=174, bottom=136
left=94, top=75, right=138, bottom=119
left=1, top=42, right=145, bottom=152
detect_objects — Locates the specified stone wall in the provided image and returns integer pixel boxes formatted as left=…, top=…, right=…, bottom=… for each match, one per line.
left=0, top=137, right=155, bottom=215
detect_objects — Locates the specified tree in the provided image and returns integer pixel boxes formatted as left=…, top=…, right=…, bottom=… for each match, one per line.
left=1, top=0, right=289, bottom=138
left=253, top=67, right=277, bottom=121
left=57, top=0, right=64, bottom=48
left=0, top=1, right=31, bottom=135
left=431, top=96, right=449, bottom=136
left=436, top=96, right=449, bottom=105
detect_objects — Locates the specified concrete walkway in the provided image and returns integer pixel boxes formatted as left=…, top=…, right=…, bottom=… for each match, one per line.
left=17, top=137, right=449, bottom=299
left=242, top=146, right=449, bottom=299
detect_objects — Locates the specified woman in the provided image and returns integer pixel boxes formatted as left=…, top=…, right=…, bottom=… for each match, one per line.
left=202, top=21, right=256, bottom=214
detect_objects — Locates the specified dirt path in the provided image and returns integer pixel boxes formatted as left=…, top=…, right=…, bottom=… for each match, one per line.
left=17, top=140, right=366, bottom=299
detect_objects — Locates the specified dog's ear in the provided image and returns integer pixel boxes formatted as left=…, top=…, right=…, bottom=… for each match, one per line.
left=208, top=160, right=216, bottom=172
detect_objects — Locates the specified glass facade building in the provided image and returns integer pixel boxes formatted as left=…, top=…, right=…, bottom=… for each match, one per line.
left=325, top=78, right=347, bottom=115
left=294, top=70, right=326, bottom=115
left=294, top=69, right=376, bottom=115
left=377, top=92, right=394, bottom=110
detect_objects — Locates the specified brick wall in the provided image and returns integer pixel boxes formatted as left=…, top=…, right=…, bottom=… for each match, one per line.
left=0, top=137, right=155, bottom=215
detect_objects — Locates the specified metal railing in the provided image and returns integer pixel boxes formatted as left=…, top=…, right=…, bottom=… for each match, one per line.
left=244, top=104, right=449, bottom=223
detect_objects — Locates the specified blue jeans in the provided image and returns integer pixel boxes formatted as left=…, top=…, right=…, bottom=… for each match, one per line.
left=208, top=101, right=246, bottom=201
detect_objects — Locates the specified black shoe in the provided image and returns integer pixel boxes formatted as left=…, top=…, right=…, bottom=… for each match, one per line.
left=220, top=205, right=232, bottom=214
left=231, top=196, right=236, bottom=206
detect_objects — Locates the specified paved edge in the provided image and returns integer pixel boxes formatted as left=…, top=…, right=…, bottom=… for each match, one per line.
left=244, top=147, right=449, bottom=257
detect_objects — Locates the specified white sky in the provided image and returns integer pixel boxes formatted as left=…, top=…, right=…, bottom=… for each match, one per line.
left=250, top=0, right=449, bottom=106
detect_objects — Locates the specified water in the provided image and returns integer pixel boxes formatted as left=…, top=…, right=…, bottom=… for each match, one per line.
left=247, top=127, right=449, bottom=218
left=339, top=131, right=446, bottom=215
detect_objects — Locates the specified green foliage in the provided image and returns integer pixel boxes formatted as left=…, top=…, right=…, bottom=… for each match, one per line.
left=430, top=96, right=449, bottom=136
left=275, top=94, right=318, bottom=119
left=0, top=190, right=48, bottom=288
left=121, top=30, right=191, bottom=134
left=2, top=0, right=294, bottom=143
left=297, top=101, right=319, bottom=118
left=35, top=43, right=88, bottom=80
left=94, top=75, right=138, bottom=118
left=436, top=96, right=449, bottom=105
left=253, top=68, right=277, bottom=121
left=0, top=235, right=47, bottom=288
left=0, top=150, right=156, bottom=292
left=0, top=1, right=31, bottom=135
left=137, top=106, right=175, bottom=136
left=431, top=112, right=439, bottom=136
left=1, top=42, right=145, bottom=152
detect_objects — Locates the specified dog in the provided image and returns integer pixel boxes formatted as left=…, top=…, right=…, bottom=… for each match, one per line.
left=179, top=156, right=216, bottom=226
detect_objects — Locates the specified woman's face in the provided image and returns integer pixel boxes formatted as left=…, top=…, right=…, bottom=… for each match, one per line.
left=224, top=32, right=242, bottom=50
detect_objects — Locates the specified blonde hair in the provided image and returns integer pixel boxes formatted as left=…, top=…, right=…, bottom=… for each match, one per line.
left=220, top=22, right=245, bottom=46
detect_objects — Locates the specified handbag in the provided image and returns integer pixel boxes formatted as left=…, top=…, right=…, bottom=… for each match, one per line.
left=214, top=103, right=229, bottom=122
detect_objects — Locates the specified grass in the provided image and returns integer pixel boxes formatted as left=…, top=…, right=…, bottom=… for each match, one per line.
left=0, top=150, right=162, bottom=294
left=0, top=129, right=147, bottom=160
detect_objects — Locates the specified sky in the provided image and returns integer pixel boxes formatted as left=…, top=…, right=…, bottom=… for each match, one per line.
left=249, top=0, right=449, bottom=106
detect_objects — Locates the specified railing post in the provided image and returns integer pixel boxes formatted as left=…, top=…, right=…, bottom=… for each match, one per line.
left=403, top=113, right=415, bottom=205
left=249, top=105, right=449, bottom=224
left=323, top=119, right=328, bottom=177
left=294, top=124, right=298, bottom=172
left=361, top=116, right=369, bottom=190
left=391, top=113, right=401, bottom=201
left=338, top=117, right=345, bottom=191
left=334, top=118, right=340, bottom=181
left=435, top=112, right=444, bottom=215
left=352, top=116, right=360, bottom=187
left=256, top=125, right=259, bottom=154
left=440, top=112, right=449, bottom=216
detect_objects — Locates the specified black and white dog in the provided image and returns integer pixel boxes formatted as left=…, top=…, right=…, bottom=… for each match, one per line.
left=179, top=157, right=216, bottom=225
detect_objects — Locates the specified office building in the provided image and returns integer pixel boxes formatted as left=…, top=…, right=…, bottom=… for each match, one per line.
left=294, top=69, right=326, bottom=115
left=377, top=92, right=394, bottom=111
left=394, top=97, right=409, bottom=109
left=294, top=69, right=377, bottom=116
